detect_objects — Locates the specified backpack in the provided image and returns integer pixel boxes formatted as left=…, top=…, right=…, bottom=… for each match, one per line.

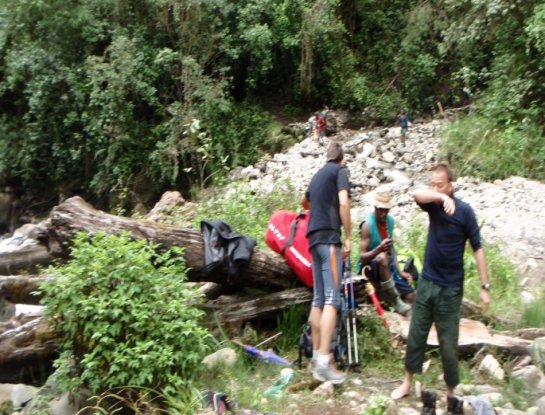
left=265, top=210, right=313, bottom=287
left=296, top=318, right=346, bottom=369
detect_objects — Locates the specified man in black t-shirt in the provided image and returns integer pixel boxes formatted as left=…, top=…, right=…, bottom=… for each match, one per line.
left=391, top=163, right=491, bottom=412
left=301, top=141, right=351, bottom=384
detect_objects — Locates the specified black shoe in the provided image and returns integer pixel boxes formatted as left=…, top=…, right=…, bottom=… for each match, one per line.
left=447, top=395, right=464, bottom=415
left=421, top=389, right=437, bottom=415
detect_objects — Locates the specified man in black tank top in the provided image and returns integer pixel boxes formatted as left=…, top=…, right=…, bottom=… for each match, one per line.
left=301, top=141, right=351, bottom=384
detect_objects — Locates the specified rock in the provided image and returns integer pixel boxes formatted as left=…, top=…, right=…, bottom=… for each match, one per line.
left=0, top=224, right=40, bottom=254
left=145, top=191, right=186, bottom=222
left=425, top=151, right=434, bottom=161
left=455, top=384, right=500, bottom=395
left=202, top=347, right=238, bottom=369
left=531, top=337, right=545, bottom=371
left=402, top=153, right=414, bottom=164
left=382, top=151, right=396, bottom=163
left=342, top=390, right=364, bottom=401
left=535, top=396, right=545, bottom=414
left=478, top=354, right=505, bottom=380
left=398, top=407, right=419, bottom=415
left=0, top=384, right=37, bottom=409
left=383, top=400, right=398, bottom=415
left=511, top=365, right=545, bottom=396
left=240, top=165, right=261, bottom=180
left=49, top=392, right=82, bottom=415
left=361, top=142, right=376, bottom=158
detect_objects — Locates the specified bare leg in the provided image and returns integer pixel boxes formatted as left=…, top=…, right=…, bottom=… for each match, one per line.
left=447, top=385, right=455, bottom=396
left=403, top=291, right=416, bottom=304
left=318, top=305, right=337, bottom=356
left=376, top=252, right=391, bottom=282
left=391, top=371, right=413, bottom=399
left=309, top=306, right=322, bottom=352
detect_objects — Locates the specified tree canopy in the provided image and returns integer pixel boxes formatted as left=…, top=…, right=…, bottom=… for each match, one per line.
left=1, top=0, right=544, bottom=207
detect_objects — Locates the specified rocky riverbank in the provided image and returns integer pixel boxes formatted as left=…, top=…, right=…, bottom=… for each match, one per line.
left=232, top=117, right=545, bottom=299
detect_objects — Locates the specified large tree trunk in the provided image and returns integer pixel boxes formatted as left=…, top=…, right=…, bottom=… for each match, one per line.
left=204, top=286, right=312, bottom=327
left=0, top=287, right=312, bottom=375
left=0, top=275, right=45, bottom=305
left=0, top=245, right=54, bottom=275
left=0, top=316, right=60, bottom=383
left=33, top=196, right=298, bottom=290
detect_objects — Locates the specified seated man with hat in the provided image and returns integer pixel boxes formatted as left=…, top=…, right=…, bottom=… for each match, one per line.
left=357, top=191, right=415, bottom=315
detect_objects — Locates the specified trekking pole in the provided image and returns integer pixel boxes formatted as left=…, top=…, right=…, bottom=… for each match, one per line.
left=342, top=263, right=353, bottom=366
left=348, top=260, right=359, bottom=366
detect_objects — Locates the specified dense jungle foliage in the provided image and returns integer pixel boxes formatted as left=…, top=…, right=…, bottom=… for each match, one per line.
left=1, top=0, right=545, bottom=208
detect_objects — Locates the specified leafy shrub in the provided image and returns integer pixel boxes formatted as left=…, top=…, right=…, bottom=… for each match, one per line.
left=203, top=101, right=277, bottom=169
left=39, top=232, right=213, bottom=398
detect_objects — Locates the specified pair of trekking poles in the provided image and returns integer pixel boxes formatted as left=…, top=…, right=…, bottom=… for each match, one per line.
left=342, top=258, right=360, bottom=370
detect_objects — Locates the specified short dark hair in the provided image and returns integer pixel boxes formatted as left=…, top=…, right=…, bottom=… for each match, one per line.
left=432, top=162, right=454, bottom=182
left=326, top=141, right=344, bottom=162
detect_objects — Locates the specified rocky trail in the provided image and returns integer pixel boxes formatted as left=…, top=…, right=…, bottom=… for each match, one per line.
left=219, top=116, right=545, bottom=414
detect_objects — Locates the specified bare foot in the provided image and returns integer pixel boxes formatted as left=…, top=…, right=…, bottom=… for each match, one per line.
left=391, top=382, right=411, bottom=400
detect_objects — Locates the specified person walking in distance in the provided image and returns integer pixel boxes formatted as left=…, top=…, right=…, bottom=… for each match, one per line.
left=317, top=112, right=327, bottom=145
left=391, top=163, right=491, bottom=414
left=301, top=141, right=351, bottom=384
left=398, top=109, right=409, bottom=141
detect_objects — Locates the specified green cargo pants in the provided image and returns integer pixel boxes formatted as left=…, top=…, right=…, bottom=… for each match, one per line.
left=405, top=277, right=463, bottom=387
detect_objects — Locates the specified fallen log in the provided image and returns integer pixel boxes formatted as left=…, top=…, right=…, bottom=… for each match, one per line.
left=387, top=313, right=532, bottom=356
left=0, top=275, right=45, bottom=305
left=0, top=276, right=235, bottom=305
left=461, top=299, right=514, bottom=327
left=0, top=244, right=54, bottom=275
left=29, top=196, right=298, bottom=290
left=0, top=316, right=60, bottom=383
left=204, top=286, right=312, bottom=326
left=0, top=287, right=311, bottom=372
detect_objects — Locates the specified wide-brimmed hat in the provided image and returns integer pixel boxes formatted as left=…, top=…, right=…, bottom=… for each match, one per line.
left=374, top=191, right=393, bottom=210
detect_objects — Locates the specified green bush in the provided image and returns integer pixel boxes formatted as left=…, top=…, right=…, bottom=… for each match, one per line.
left=39, top=232, right=213, bottom=399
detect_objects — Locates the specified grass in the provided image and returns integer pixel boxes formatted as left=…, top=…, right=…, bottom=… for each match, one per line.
left=519, top=289, right=545, bottom=328
left=440, top=115, right=545, bottom=182
left=502, top=374, right=532, bottom=410
left=276, top=304, right=309, bottom=354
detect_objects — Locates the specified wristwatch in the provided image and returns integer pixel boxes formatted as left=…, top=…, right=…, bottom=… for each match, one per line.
left=481, top=283, right=490, bottom=291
